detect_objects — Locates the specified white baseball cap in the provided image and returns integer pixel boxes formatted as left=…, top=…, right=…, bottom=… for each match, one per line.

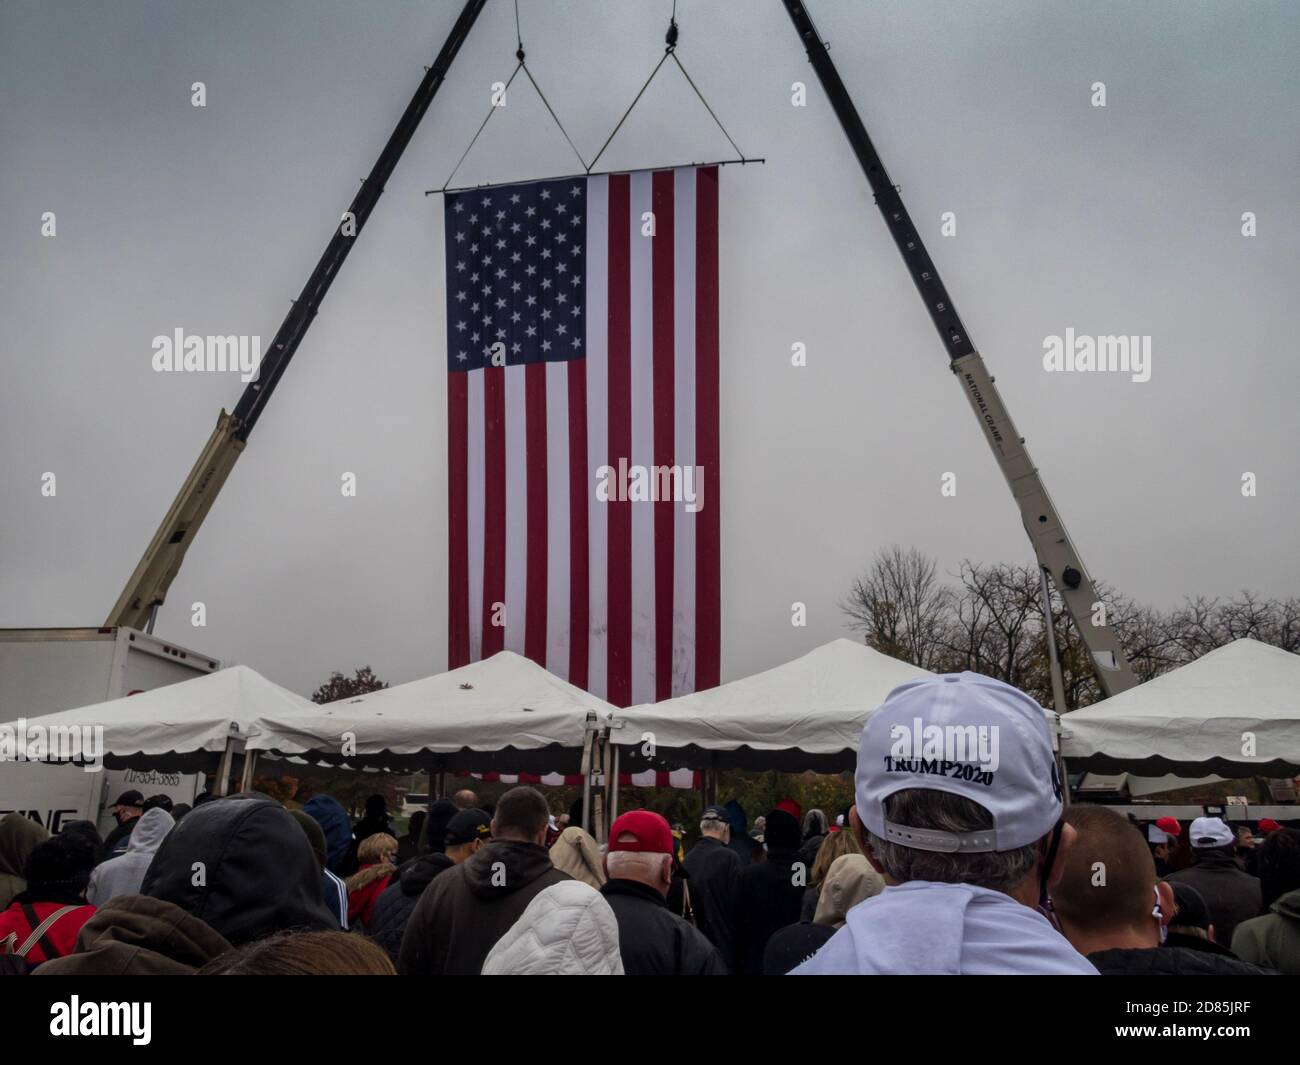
left=1188, top=816, right=1234, bottom=849
left=856, top=672, right=1062, bottom=853
left=1147, top=824, right=1172, bottom=844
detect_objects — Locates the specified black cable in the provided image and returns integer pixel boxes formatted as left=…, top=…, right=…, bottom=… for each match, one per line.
left=440, top=62, right=524, bottom=191
left=521, top=61, right=590, bottom=172
left=670, top=51, right=745, bottom=160
left=586, top=51, right=671, bottom=174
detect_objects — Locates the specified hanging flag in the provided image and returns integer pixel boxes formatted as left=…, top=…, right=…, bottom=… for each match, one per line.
left=445, top=166, right=720, bottom=707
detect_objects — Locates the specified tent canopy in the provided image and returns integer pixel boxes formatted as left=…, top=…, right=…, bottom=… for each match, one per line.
left=0, top=664, right=311, bottom=772
left=250, top=651, right=614, bottom=773
left=1061, top=639, right=1300, bottom=777
left=610, top=639, right=933, bottom=772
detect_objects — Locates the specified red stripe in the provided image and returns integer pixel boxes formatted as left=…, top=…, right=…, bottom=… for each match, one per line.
left=447, top=372, right=470, bottom=668
left=481, top=365, right=506, bottom=657
left=694, top=166, right=721, bottom=691
left=651, top=170, right=676, bottom=701
left=567, top=359, right=589, bottom=688
left=524, top=362, right=548, bottom=665
left=606, top=173, right=633, bottom=707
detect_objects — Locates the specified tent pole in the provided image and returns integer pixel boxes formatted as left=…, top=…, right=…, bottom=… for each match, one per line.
left=580, top=724, right=594, bottom=835
left=215, top=735, right=236, bottom=797
left=239, top=750, right=258, bottom=793
left=610, top=744, right=621, bottom=825
left=1039, top=566, right=1073, bottom=807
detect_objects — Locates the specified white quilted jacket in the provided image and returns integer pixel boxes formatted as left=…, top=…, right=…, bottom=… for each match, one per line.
left=482, top=880, right=624, bottom=975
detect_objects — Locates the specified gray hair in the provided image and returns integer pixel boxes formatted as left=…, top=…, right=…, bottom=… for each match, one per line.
left=699, top=818, right=728, bottom=837
left=605, top=849, right=670, bottom=882
left=864, top=788, right=1039, bottom=892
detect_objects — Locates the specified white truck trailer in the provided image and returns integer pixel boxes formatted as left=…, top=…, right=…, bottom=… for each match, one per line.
left=0, top=627, right=220, bottom=835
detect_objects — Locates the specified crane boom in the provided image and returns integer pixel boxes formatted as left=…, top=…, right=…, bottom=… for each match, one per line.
left=106, top=0, right=488, bottom=631
left=782, top=0, right=1138, bottom=696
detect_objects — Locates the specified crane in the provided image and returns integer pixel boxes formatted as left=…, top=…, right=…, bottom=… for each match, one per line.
left=105, top=0, right=488, bottom=631
left=781, top=0, right=1138, bottom=699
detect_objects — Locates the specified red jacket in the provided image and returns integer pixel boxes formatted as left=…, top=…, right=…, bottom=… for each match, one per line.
left=346, top=865, right=393, bottom=930
left=0, top=900, right=96, bottom=964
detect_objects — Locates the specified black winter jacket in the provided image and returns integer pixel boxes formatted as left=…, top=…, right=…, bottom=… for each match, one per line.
left=1088, top=946, right=1274, bottom=976
left=732, top=848, right=806, bottom=975
left=368, top=853, right=453, bottom=965
left=397, top=840, right=569, bottom=975
left=682, top=837, right=741, bottom=960
left=1166, top=853, right=1262, bottom=948
left=600, top=878, right=727, bottom=975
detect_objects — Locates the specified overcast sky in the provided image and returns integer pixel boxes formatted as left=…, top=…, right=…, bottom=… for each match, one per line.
left=2, top=0, right=1297, bottom=698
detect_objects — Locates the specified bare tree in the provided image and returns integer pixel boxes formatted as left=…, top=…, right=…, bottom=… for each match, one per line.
left=842, top=545, right=954, bottom=670
left=843, top=548, right=1299, bottom=713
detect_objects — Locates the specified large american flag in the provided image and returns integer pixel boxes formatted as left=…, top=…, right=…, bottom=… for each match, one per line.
left=445, top=166, right=720, bottom=707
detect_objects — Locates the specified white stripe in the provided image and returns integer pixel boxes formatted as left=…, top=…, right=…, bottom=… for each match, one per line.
left=628, top=170, right=656, bottom=707
left=467, top=368, right=485, bottom=660
left=504, top=363, right=528, bottom=654
left=545, top=359, right=570, bottom=675
left=585, top=175, right=609, bottom=699
left=672, top=167, right=697, bottom=696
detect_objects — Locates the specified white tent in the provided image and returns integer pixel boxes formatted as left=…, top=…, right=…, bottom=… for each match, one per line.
left=1061, top=639, right=1300, bottom=777
left=248, top=651, right=615, bottom=773
left=609, top=639, right=933, bottom=772
left=0, top=664, right=313, bottom=772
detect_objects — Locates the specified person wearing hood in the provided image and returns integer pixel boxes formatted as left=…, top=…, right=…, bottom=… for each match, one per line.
left=792, top=673, right=1097, bottom=976
left=682, top=806, right=741, bottom=960
left=34, top=894, right=234, bottom=976
left=764, top=852, right=885, bottom=974
left=399, top=787, right=569, bottom=975
left=724, top=800, right=761, bottom=865
left=140, top=792, right=339, bottom=945
left=290, top=809, right=349, bottom=930
left=101, top=789, right=145, bottom=860
left=0, top=812, right=48, bottom=911
left=37, top=799, right=336, bottom=976
left=0, top=835, right=97, bottom=967
left=732, top=808, right=807, bottom=975
left=370, top=808, right=489, bottom=965
left=599, top=810, right=726, bottom=975
left=799, top=808, right=829, bottom=870
left=482, top=880, right=623, bottom=975
left=1053, top=805, right=1271, bottom=975
left=344, top=832, right=397, bottom=931
left=548, top=826, right=606, bottom=890
left=86, top=807, right=174, bottom=906
left=302, top=793, right=358, bottom=878
left=1232, top=827, right=1300, bottom=974
left=1165, top=817, right=1262, bottom=948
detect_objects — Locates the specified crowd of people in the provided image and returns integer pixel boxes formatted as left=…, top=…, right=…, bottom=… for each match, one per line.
left=1, top=672, right=1298, bottom=975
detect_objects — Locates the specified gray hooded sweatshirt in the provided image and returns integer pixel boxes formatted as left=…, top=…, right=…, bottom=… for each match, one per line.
left=87, top=808, right=174, bottom=906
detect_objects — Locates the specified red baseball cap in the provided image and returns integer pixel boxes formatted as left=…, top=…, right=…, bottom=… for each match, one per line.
left=1155, top=816, right=1182, bottom=837
left=1258, top=818, right=1282, bottom=835
left=608, top=810, right=673, bottom=854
